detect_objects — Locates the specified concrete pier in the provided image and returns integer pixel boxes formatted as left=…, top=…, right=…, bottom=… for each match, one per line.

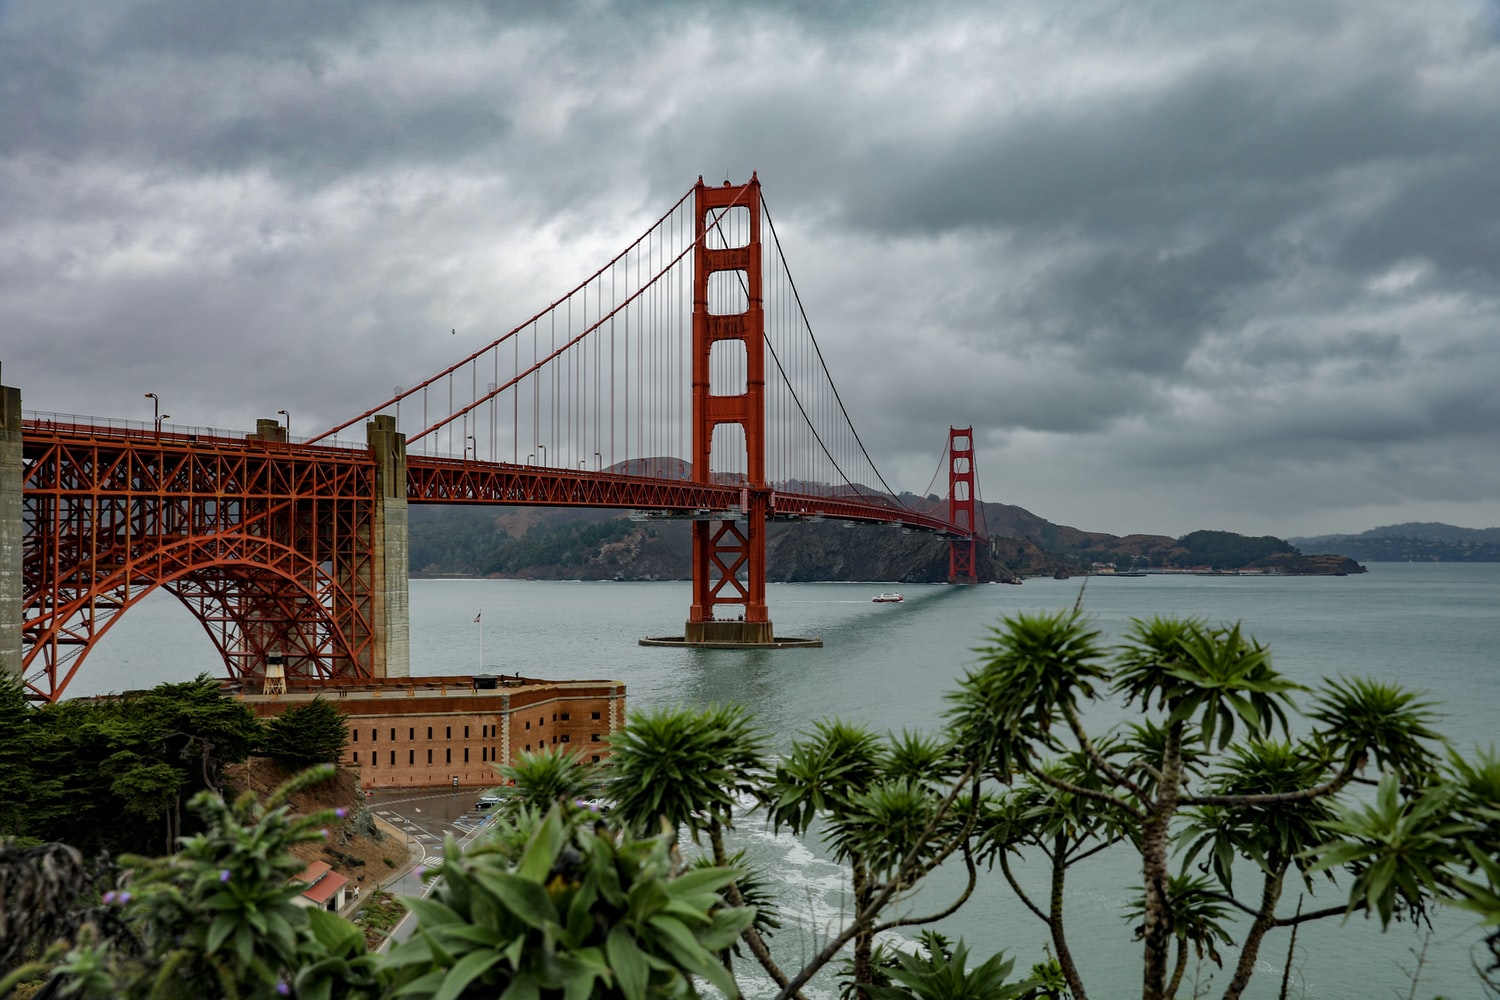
left=0, top=380, right=20, bottom=679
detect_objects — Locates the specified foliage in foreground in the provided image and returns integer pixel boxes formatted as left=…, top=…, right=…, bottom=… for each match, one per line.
left=0, top=673, right=351, bottom=858
left=6, top=612, right=1500, bottom=1000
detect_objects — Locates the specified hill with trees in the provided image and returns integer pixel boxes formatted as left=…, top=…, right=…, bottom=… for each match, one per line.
left=408, top=499, right=1364, bottom=581
left=1291, top=522, right=1500, bottom=562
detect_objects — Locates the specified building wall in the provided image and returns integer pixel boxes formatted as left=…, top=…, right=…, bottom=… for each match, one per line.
left=243, top=677, right=625, bottom=789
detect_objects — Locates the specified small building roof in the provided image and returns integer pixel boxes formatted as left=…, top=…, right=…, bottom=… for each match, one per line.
left=291, top=859, right=348, bottom=906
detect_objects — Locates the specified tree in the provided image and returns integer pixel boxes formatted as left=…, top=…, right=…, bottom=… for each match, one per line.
left=946, top=611, right=1445, bottom=1000
left=260, top=697, right=351, bottom=767
left=2, top=674, right=263, bottom=856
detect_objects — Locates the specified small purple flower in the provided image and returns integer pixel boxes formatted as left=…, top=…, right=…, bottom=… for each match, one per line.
left=414, top=865, right=427, bottom=880
left=334, top=807, right=348, bottom=819
left=102, top=891, right=117, bottom=904
left=320, top=828, right=330, bottom=839
left=276, top=981, right=290, bottom=996
left=117, top=891, right=132, bottom=905
left=219, top=869, right=232, bottom=883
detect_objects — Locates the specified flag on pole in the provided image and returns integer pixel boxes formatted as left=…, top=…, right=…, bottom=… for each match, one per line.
left=474, top=611, right=482, bottom=623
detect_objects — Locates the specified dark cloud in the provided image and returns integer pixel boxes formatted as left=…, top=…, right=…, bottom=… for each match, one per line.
left=2, top=0, right=1499, bottom=537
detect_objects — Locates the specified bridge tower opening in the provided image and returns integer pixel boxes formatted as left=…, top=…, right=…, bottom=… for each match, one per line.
left=948, top=426, right=979, bottom=584
left=684, top=175, right=774, bottom=644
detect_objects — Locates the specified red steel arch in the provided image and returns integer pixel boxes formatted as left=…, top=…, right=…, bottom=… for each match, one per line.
left=20, top=419, right=381, bottom=701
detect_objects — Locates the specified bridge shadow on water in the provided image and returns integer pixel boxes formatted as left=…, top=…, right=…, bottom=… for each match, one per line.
left=661, top=584, right=985, bottom=747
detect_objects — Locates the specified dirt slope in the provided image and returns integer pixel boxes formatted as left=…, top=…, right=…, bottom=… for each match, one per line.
left=222, top=758, right=412, bottom=896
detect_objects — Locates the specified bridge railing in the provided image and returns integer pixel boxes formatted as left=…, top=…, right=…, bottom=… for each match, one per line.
left=22, top=410, right=368, bottom=452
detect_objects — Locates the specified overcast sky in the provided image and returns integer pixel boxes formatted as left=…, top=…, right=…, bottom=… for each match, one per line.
left=4, top=0, right=1498, bottom=539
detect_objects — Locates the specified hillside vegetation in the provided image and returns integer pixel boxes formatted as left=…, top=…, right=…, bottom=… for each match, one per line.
left=408, top=501, right=1364, bottom=580
left=1292, top=522, right=1500, bottom=562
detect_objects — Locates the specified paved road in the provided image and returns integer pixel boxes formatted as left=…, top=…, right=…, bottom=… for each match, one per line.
left=365, top=787, right=501, bottom=948
left=369, top=787, right=496, bottom=864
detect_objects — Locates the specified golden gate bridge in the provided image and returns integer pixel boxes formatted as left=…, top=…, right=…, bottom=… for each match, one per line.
left=3, top=175, right=989, bottom=702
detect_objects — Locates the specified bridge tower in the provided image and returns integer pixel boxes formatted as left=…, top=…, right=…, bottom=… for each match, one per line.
left=685, top=175, right=774, bottom=644
left=948, top=426, right=979, bottom=584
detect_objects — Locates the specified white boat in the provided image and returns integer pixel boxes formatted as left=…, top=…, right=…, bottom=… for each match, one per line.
left=872, top=592, right=904, bottom=603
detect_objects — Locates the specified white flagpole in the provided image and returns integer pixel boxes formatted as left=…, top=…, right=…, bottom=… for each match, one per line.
left=476, top=611, right=483, bottom=672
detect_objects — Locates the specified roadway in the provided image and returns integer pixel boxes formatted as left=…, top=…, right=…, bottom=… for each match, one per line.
left=365, top=786, right=501, bottom=947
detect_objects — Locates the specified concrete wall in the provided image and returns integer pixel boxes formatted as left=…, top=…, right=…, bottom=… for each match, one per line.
left=368, top=415, right=410, bottom=679
left=0, top=382, right=21, bottom=679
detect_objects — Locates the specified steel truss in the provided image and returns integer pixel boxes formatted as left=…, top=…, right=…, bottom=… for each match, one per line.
left=21, top=425, right=378, bottom=701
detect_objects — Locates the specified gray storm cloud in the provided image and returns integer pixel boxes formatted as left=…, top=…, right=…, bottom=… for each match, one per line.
left=2, top=0, right=1497, bottom=537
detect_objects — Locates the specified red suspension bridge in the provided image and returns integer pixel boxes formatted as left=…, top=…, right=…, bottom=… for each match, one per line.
left=1, top=175, right=989, bottom=702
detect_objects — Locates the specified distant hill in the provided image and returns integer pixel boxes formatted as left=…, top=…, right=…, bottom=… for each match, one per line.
left=1290, top=523, right=1500, bottom=562
left=408, top=487, right=1364, bottom=581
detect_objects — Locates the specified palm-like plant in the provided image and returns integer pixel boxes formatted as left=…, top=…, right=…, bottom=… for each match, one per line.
left=496, top=746, right=598, bottom=815
left=602, top=704, right=787, bottom=989
left=1123, top=873, right=1234, bottom=1000
left=605, top=703, right=768, bottom=851
left=1114, top=618, right=1297, bottom=753
left=946, top=611, right=1108, bottom=777
left=862, top=937, right=1036, bottom=1000
left=1307, top=676, right=1442, bottom=781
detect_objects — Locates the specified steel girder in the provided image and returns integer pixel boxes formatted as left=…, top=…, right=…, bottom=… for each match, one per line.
left=20, top=425, right=378, bottom=702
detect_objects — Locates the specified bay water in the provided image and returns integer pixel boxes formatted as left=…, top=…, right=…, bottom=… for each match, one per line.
left=76, top=563, right=1499, bottom=997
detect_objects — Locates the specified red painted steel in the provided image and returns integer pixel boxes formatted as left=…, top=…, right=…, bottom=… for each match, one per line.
left=948, top=426, right=979, bottom=583
left=689, top=176, right=769, bottom=629
left=19, top=423, right=977, bottom=700
left=20, top=421, right=378, bottom=702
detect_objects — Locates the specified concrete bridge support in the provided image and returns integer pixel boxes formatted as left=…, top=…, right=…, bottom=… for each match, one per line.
left=0, top=380, right=20, bottom=679
left=368, top=414, right=410, bottom=679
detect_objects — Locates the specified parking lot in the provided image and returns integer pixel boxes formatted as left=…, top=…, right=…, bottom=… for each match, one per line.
left=366, top=786, right=501, bottom=869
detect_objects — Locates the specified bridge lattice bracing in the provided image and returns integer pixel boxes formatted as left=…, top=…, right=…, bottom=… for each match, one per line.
left=686, top=177, right=771, bottom=641
left=16, top=417, right=387, bottom=701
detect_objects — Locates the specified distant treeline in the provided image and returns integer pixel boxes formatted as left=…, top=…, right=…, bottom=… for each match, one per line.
left=1167, top=529, right=1297, bottom=570
left=409, top=508, right=642, bottom=576
left=1292, top=523, right=1500, bottom=562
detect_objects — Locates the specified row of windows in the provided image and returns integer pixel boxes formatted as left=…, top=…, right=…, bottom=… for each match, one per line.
left=353, top=747, right=491, bottom=766
left=351, top=734, right=604, bottom=767
left=349, top=713, right=603, bottom=743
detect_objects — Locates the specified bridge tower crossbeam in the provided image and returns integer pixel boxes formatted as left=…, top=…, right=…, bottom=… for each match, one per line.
left=948, top=426, right=979, bottom=584
left=684, top=175, right=773, bottom=643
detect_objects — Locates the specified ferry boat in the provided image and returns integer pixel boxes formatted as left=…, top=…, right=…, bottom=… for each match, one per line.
left=872, top=592, right=904, bottom=603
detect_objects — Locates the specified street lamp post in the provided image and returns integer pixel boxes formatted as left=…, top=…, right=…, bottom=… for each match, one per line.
left=145, top=393, right=159, bottom=437
left=465, top=435, right=476, bottom=461
left=594, top=451, right=602, bottom=471
left=277, top=409, right=290, bottom=439
left=537, top=444, right=547, bottom=467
